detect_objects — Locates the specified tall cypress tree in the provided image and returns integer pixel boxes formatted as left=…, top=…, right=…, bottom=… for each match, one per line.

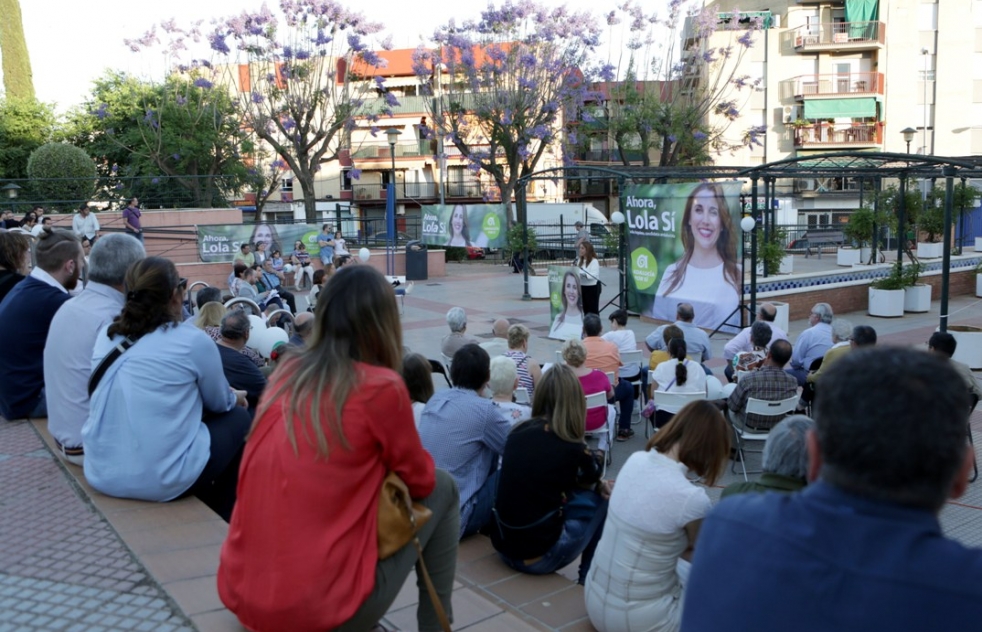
left=0, top=0, right=36, bottom=100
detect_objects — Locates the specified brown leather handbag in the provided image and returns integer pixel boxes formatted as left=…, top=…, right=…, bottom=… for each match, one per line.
left=376, top=472, right=452, bottom=632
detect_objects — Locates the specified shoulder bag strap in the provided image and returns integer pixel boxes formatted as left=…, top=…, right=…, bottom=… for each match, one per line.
left=87, top=337, right=137, bottom=397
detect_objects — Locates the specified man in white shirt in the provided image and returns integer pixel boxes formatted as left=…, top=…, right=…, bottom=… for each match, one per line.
left=72, top=202, right=101, bottom=243
left=723, top=302, right=789, bottom=382
left=787, top=302, right=834, bottom=386
left=479, top=318, right=511, bottom=357
left=44, top=234, right=146, bottom=463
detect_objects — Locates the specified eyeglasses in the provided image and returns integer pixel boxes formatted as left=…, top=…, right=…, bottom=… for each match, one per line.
left=178, top=278, right=188, bottom=291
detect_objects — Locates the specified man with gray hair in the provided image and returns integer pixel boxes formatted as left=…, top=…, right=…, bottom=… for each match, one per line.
left=721, top=415, right=815, bottom=499
left=723, top=302, right=789, bottom=381
left=215, top=310, right=267, bottom=418
left=441, top=306, right=478, bottom=357
left=786, top=302, right=834, bottom=386
left=43, top=233, right=146, bottom=463
left=479, top=318, right=511, bottom=357
left=807, top=321, right=877, bottom=385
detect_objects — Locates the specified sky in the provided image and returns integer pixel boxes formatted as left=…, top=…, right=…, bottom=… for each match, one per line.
left=18, top=0, right=660, bottom=112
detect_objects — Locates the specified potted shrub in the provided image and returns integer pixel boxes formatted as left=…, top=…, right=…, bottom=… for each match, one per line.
left=755, top=229, right=791, bottom=275
left=915, top=205, right=945, bottom=259
left=843, top=206, right=891, bottom=266
left=948, top=325, right=982, bottom=370
left=902, top=262, right=931, bottom=313
left=508, top=224, right=546, bottom=297
left=868, top=262, right=906, bottom=318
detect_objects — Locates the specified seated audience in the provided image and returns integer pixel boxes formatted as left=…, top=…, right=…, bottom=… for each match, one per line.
left=492, top=364, right=610, bottom=584
left=645, top=303, right=712, bottom=364
left=726, top=339, right=797, bottom=433
left=308, top=268, right=326, bottom=312
left=259, top=259, right=297, bottom=314
left=290, top=240, right=314, bottom=290
left=583, top=314, right=635, bottom=442
left=82, top=257, right=251, bottom=521
left=195, top=285, right=223, bottom=310
left=235, top=264, right=284, bottom=313
left=721, top=415, right=815, bottom=499
left=214, top=310, right=268, bottom=417
left=504, top=323, right=542, bottom=399
left=479, top=318, right=511, bottom=357
left=0, top=228, right=83, bottom=420
left=681, top=348, right=982, bottom=631
left=649, top=324, right=684, bottom=371
left=489, top=355, right=532, bottom=425
left=218, top=265, right=458, bottom=632
left=195, top=301, right=226, bottom=331
left=44, top=234, right=145, bottom=464
left=603, top=308, right=648, bottom=396
left=650, top=338, right=708, bottom=429
left=722, top=302, right=789, bottom=382
left=401, top=352, right=434, bottom=427
left=806, top=318, right=853, bottom=384
left=440, top=306, right=479, bottom=357
left=419, top=344, right=511, bottom=539
left=786, top=302, right=834, bottom=386
left=928, top=331, right=982, bottom=401
left=802, top=324, right=876, bottom=408
left=233, top=242, right=255, bottom=268
left=563, top=339, right=614, bottom=452
left=0, top=230, right=31, bottom=304
left=289, top=311, right=314, bottom=347
left=729, top=321, right=772, bottom=378
left=585, top=400, right=730, bottom=632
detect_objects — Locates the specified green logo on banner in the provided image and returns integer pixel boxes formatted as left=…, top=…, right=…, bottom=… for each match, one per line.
left=550, top=289, right=562, bottom=311
left=482, top=212, right=501, bottom=241
left=631, top=247, right=659, bottom=290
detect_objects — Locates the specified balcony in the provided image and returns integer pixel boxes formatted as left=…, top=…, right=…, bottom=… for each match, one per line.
left=788, top=22, right=885, bottom=52
left=574, top=148, right=647, bottom=164
left=786, top=72, right=884, bottom=100
left=350, top=182, right=486, bottom=202
left=793, top=122, right=882, bottom=148
left=350, top=141, right=431, bottom=160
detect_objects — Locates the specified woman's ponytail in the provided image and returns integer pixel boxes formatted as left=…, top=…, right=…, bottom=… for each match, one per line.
left=669, top=337, right=688, bottom=387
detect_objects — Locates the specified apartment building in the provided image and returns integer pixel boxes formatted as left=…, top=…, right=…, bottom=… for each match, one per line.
left=698, top=0, right=982, bottom=227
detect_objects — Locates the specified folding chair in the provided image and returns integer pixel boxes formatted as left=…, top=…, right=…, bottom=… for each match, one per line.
left=585, top=391, right=615, bottom=476
left=224, top=297, right=263, bottom=316
left=555, top=350, right=566, bottom=365
left=620, top=349, right=646, bottom=425
left=730, top=396, right=799, bottom=481
left=647, top=391, right=705, bottom=438
left=514, top=387, right=530, bottom=405
left=429, top=359, right=452, bottom=387
left=186, top=281, right=209, bottom=315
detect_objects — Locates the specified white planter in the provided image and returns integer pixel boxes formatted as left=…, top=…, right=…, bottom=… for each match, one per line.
left=779, top=255, right=794, bottom=274
left=868, top=287, right=905, bottom=318
left=527, top=275, right=549, bottom=299
left=903, top=284, right=931, bottom=313
left=860, top=246, right=872, bottom=262
left=948, top=326, right=982, bottom=369
left=916, top=241, right=943, bottom=259
left=837, top=248, right=862, bottom=266
left=977, top=274, right=982, bottom=298
left=975, top=237, right=982, bottom=251
left=770, top=301, right=790, bottom=334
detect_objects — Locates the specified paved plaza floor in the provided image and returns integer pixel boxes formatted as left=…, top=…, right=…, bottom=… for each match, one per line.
left=2, top=254, right=981, bottom=631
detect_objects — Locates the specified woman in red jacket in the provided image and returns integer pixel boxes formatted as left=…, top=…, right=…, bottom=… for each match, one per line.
left=218, top=265, right=460, bottom=632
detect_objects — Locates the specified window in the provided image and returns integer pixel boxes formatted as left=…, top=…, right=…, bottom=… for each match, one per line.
left=341, top=169, right=353, bottom=191
left=281, top=178, right=293, bottom=192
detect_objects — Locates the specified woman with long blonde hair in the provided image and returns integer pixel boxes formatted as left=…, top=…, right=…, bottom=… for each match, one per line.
left=218, top=265, right=458, bottom=632
left=491, top=364, right=611, bottom=585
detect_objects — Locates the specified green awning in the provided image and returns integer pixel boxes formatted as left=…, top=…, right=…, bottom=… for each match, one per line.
left=845, top=0, right=879, bottom=22
left=804, top=98, right=877, bottom=119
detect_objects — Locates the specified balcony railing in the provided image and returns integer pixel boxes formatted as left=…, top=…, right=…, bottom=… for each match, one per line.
left=350, top=141, right=431, bottom=160
left=575, top=148, right=646, bottom=163
left=787, top=72, right=884, bottom=99
left=793, top=122, right=882, bottom=147
left=789, top=22, right=885, bottom=50
left=350, top=182, right=485, bottom=202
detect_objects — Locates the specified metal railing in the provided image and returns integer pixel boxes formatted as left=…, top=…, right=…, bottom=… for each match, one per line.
left=789, top=21, right=886, bottom=49
left=786, top=72, right=884, bottom=99
left=350, top=181, right=485, bottom=202
left=793, top=123, right=882, bottom=147
left=0, top=175, right=238, bottom=212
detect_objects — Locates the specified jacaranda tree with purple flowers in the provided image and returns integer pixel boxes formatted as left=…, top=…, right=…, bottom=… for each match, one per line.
left=593, top=1, right=763, bottom=167
left=131, top=0, right=390, bottom=221
left=413, top=0, right=602, bottom=220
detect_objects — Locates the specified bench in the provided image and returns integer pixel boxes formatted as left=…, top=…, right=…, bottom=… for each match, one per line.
left=803, top=230, right=844, bottom=259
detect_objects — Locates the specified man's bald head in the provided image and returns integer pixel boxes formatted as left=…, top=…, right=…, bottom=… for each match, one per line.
left=492, top=318, right=510, bottom=338
left=759, top=303, right=777, bottom=322
left=294, top=312, right=315, bottom=340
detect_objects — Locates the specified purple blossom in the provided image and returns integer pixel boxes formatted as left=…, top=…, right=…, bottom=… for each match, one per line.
left=383, top=92, right=400, bottom=107
left=151, top=177, right=160, bottom=184
left=738, top=31, right=755, bottom=48
left=111, top=164, right=118, bottom=173
left=296, top=49, right=310, bottom=60
left=282, top=117, right=296, bottom=131
left=282, top=46, right=294, bottom=59
left=360, top=50, right=385, bottom=68
left=693, top=130, right=708, bottom=141
left=312, top=29, right=332, bottom=46
left=92, top=103, right=109, bottom=120
left=209, top=32, right=230, bottom=54
left=251, top=92, right=263, bottom=104
left=606, top=11, right=620, bottom=26
left=172, top=153, right=181, bottom=160
left=271, top=159, right=286, bottom=169
left=349, top=168, right=362, bottom=180
left=175, top=95, right=187, bottom=106
left=193, top=78, right=213, bottom=89
left=668, top=134, right=677, bottom=143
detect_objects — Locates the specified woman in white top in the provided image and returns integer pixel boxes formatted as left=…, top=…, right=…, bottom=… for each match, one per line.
left=650, top=338, right=707, bottom=429
left=333, top=230, right=349, bottom=262
left=646, top=183, right=741, bottom=330
left=602, top=309, right=647, bottom=393
left=549, top=270, right=584, bottom=340
left=577, top=241, right=601, bottom=315
left=585, top=400, right=730, bottom=632
left=400, top=353, right=433, bottom=428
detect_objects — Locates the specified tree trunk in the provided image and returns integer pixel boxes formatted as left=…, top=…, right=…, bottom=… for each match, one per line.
left=0, top=0, right=34, bottom=100
left=297, top=171, right=317, bottom=223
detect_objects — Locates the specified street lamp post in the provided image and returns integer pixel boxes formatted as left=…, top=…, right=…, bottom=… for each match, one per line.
left=898, top=127, right=917, bottom=263
left=385, top=128, right=400, bottom=276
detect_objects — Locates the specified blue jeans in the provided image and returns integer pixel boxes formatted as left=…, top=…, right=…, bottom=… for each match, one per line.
left=610, top=379, right=635, bottom=432
left=30, top=388, right=47, bottom=418
left=461, top=469, right=500, bottom=539
left=786, top=366, right=809, bottom=387
left=498, top=490, right=608, bottom=584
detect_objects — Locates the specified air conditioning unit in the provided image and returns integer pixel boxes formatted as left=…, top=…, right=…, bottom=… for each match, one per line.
left=797, top=178, right=817, bottom=192
left=783, top=105, right=800, bottom=124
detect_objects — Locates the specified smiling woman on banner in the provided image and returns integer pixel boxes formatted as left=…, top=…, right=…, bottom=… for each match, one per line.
left=549, top=270, right=585, bottom=340
left=446, top=204, right=472, bottom=247
left=647, top=183, right=740, bottom=329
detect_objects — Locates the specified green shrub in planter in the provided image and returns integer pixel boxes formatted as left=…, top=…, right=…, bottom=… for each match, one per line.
left=444, top=247, right=468, bottom=262
left=870, top=262, right=907, bottom=290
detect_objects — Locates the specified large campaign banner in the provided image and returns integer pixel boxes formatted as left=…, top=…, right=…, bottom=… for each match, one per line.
left=547, top=265, right=583, bottom=341
left=197, top=223, right=325, bottom=263
left=420, top=204, right=507, bottom=249
left=624, top=181, right=744, bottom=331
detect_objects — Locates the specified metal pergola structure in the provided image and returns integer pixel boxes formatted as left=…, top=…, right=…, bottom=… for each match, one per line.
left=515, top=152, right=982, bottom=332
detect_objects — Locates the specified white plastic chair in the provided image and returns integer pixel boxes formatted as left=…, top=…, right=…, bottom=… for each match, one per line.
left=224, top=297, right=263, bottom=316
left=646, top=390, right=706, bottom=438
left=584, top=391, right=615, bottom=476
left=730, top=395, right=800, bottom=481
left=620, top=349, right=646, bottom=425
left=514, top=387, right=530, bottom=405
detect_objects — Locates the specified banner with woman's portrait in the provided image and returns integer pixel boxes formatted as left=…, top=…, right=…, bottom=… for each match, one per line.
left=420, top=204, right=507, bottom=249
left=196, top=223, right=322, bottom=262
left=547, top=265, right=584, bottom=341
left=623, top=181, right=744, bottom=330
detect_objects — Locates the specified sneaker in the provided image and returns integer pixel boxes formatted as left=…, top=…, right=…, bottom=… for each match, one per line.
left=616, top=428, right=635, bottom=442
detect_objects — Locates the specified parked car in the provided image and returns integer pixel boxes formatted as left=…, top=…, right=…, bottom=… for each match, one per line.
left=465, top=245, right=485, bottom=260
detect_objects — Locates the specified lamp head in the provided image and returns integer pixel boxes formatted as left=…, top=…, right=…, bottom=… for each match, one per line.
left=901, top=127, right=917, bottom=143
left=740, top=216, right=757, bottom=232
left=385, top=128, right=400, bottom=147
left=610, top=211, right=625, bottom=225
left=1, top=183, right=21, bottom=200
